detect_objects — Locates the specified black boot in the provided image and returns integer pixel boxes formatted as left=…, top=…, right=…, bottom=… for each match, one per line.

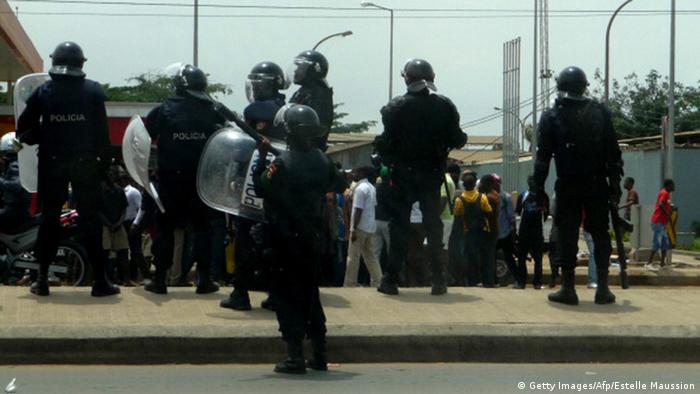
left=196, top=277, right=220, bottom=294
left=260, top=293, right=277, bottom=311
left=431, top=282, right=447, bottom=295
left=91, top=279, right=121, bottom=297
left=307, top=337, right=328, bottom=371
left=594, top=271, right=616, bottom=305
left=144, top=270, right=167, bottom=294
left=274, top=340, right=306, bottom=374
left=220, top=288, right=251, bottom=310
left=30, top=264, right=50, bottom=296
left=548, top=268, right=578, bottom=305
left=377, top=277, right=399, bottom=295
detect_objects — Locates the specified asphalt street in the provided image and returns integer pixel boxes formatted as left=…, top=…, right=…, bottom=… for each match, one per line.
left=1, top=364, right=698, bottom=394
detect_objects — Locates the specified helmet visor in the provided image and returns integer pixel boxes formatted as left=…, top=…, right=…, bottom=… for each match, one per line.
left=48, top=65, right=85, bottom=77
left=288, top=58, right=313, bottom=84
left=273, top=104, right=295, bottom=128
left=246, top=74, right=279, bottom=103
left=557, top=90, right=588, bottom=101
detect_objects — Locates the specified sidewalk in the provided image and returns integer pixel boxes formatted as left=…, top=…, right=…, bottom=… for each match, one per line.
left=1, top=285, right=699, bottom=364
left=527, top=243, right=700, bottom=286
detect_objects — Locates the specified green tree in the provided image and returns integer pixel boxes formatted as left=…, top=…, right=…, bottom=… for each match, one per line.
left=331, top=103, right=377, bottom=133
left=102, top=72, right=231, bottom=103
left=591, top=69, right=700, bottom=138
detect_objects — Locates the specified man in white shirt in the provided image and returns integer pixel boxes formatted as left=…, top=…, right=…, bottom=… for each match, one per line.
left=120, top=173, right=144, bottom=282
left=344, top=166, right=382, bottom=287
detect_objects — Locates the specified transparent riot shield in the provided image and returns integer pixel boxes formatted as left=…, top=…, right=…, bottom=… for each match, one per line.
left=197, top=125, right=285, bottom=222
left=13, top=73, right=51, bottom=193
left=122, top=115, right=165, bottom=213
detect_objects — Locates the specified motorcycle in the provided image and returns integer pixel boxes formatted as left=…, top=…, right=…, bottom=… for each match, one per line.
left=0, top=209, right=90, bottom=286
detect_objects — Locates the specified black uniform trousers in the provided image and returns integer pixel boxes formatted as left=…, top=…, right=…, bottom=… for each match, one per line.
left=152, top=170, right=212, bottom=281
left=496, top=231, right=519, bottom=285
left=516, top=229, right=544, bottom=287
left=385, top=167, right=445, bottom=286
left=35, top=156, right=107, bottom=282
left=554, top=177, right=612, bottom=274
left=232, top=216, right=258, bottom=291
left=268, top=226, right=326, bottom=342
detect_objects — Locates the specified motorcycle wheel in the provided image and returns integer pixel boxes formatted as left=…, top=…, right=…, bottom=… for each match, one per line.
left=53, top=240, right=92, bottom=286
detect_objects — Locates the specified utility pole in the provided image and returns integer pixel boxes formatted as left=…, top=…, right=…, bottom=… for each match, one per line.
left=667, top=0, right=676, bottom=181
left=193, top=0, right=199, bottom=67
left=531, top=0, right=538, bottom=164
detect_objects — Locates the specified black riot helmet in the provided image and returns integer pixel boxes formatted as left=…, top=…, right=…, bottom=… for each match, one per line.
left=274, top=104, right=323, bottom=149
left=173, top=64, right=209, bottom=100
left=290, top=50, right=329, bottom=84
left=49, top=41, right=87, bottom=77
left=246, top=61, right=289, bottom=102
left=401, top=58, right=437, bottom=92
left=556, top=66, right=589, bottom=101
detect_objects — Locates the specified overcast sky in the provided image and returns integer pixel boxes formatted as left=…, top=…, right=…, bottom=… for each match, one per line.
left=7, top=0, right=700, bottom=136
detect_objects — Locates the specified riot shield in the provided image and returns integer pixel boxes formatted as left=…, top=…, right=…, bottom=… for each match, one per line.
left=13, top=73, right=51, bottom=193
left=122, top=115, right=165, bottom=213
left=197, top=125, right=285, bottom=222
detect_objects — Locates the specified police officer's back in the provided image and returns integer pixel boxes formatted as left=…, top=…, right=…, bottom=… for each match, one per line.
left=253, top=104, right=346, bottom=374
left=534, top=66, right=622, bottom=306
left=144, top=64, right=224, bottom=295
left=16, top=41, right=119, bottom=297
left=289, top=50, right=333, bottom=151
left=374, top=58, right=467, bottom=296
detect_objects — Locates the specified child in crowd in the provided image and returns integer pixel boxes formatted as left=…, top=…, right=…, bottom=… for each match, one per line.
left=451, top=170, right=492, bottom=286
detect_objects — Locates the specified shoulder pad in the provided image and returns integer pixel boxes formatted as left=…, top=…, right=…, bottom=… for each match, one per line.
left=435, top=94, right=459, bottom=111
left=381, top=95, right=409, bottom=116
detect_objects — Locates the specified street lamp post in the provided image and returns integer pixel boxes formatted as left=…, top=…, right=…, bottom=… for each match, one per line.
left=361, top=1, right=394, bottom=101
left=313, top=31, right=353, bottom=50
left=604, top=0, right=633, bottom=102
left=193, top=0, right=199, bottom=67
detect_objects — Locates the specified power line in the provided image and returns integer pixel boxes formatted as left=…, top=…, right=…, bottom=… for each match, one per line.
left=5, top=10, right=700, bottom=19
left=9, top=0, right=700, bottom=15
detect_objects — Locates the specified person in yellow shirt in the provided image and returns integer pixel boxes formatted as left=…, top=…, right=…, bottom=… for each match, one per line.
left=451, top=170, right=492, bottom=286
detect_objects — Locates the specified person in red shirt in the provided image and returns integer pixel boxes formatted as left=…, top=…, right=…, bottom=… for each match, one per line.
left=647, top=179, right=675, bottom=268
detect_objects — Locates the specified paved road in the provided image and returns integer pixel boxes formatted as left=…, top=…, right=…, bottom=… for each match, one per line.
left=1, top=364, right=698, bottom=394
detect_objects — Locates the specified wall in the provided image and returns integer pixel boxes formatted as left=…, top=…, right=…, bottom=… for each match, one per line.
left=469, top=148, right=700, bottom=233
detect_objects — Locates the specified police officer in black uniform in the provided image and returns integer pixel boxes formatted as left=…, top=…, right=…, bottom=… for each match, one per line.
left=16, top=41, right=119, bottom=297
left=221, top=61, right=288, bottom=311
left=289, top=50, right=333, bottom=151
left=144, top=64, right=223, bottom=295
left=374, top=58, right=467, bottom=296
left=0, top=132, right=31, bottom=233
left=252, top=104, right=346, bottom=374
left=534, top=66, right=622, bottom=306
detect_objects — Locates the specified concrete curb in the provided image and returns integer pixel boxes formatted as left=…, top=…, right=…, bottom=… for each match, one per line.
left=2, top=324, right=699, bottom=364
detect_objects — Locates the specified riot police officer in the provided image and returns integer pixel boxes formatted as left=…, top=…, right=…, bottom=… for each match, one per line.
left=144, top=64, right=224, bottom=295
left=289, top=50, right=333, bottom=151
left=220, top=61, right=288, bottom=311
left=16, top=41, right=119, bottom=297
left=374, top=58, right=467, bottom=296
left=244, top=61, right=289, bottom=140
left=252, top=104, right=346, bottom=374
left=534, top=66, right=622, bottom=305
left=0, top=132, right=31, bottom=233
